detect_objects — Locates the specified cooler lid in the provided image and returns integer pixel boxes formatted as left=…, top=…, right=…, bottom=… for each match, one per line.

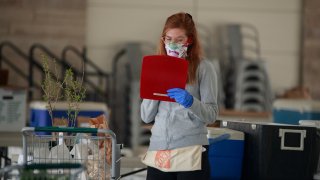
left=273, top=99, right=320, bottom=112
left=207, top=127, right=244, bottom=140
left=29, top=101, right=108, bottom=111
left=221, top=120, right=318, bottom=130
left=299, top=120, right=320, bottom=129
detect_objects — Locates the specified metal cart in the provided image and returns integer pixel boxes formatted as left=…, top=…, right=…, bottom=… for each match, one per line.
left=0, top=163, right=85, bottom=180
left=21, top=127, right=121, bottom=180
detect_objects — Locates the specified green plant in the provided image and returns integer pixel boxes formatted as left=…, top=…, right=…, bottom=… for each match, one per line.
left=41, top=54, right=63, bottom=126
left=41, top=54, right=86, bottom=127
left=64, top=69, right=86, bottom=127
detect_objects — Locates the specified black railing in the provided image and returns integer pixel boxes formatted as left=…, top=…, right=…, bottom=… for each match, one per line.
left=0, top=41, right=110, bottom=103
left=62, top=46, right=110, bottom=104
left=0, top=41, right=42, bottom=97
left=0, top=41, right=29, bottom=68
left=28, top=43, right=63, bottom=99
left=61, top=46, right=87, bottom=81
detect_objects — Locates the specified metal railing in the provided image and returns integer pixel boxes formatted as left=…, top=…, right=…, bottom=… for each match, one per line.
left=0, top=41, right=110, bottom=103
left=0, top=41, right=42, bottom=98
left=62, top=46, right=110, bottom=104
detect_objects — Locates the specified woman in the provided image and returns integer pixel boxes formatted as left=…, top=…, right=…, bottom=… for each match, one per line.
left=141, top=12, right=218, bottom=180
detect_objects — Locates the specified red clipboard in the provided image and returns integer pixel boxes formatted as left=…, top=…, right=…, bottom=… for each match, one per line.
left=140, top=55, right=189, bottom=102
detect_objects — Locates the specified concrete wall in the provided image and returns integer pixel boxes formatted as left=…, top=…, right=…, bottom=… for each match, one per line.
left=0, top=0, right=86, bottom=94
left=302, top=0, right=320, bottom=99
left=86, top=0, right=302, bottom=94
left=0, top=0, right=304, bottom=96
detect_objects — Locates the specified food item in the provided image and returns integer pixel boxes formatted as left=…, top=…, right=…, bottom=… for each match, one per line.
left=89, top=115, right=112, bottom=165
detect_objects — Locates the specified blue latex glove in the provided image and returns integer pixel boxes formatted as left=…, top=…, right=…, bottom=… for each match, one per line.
left=167, top=88, right=193, bottom=108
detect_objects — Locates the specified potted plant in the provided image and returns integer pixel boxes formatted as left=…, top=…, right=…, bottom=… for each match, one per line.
left=41, top=54, right=86, bottom=128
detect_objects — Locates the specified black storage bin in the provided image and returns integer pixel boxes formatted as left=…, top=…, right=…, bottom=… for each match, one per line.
left=221, top=120, right=320, bottom=180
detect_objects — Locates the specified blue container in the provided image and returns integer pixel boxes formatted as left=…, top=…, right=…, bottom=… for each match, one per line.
left=273, top=99, right=320, bottom=125
left=208, top=127, right=244, bottom=180
left=29, top=101, right=108, bottom=134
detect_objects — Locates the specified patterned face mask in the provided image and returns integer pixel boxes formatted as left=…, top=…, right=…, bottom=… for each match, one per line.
left=165, top=42, right=188, bottom=58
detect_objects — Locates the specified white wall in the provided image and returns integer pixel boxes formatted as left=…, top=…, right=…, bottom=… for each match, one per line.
left=86, top=0, right=302, bottom=93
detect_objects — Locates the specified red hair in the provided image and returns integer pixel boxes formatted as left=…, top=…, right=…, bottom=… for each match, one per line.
left=157, top=12, right=202, bottom=84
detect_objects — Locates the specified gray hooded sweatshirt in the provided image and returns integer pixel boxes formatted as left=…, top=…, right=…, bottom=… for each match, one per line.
left=141, top=59, right=219, bottom=151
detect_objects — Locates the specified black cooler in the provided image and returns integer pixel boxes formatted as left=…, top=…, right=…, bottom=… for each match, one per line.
left=221, top=120, right=320, bottom=180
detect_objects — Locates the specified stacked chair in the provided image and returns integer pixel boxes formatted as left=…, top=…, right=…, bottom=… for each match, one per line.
left=233, top=60, right=272, bottom=111
left=224, top=24, right=272, bottom=112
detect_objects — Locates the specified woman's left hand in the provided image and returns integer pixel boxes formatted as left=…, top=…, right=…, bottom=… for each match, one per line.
left=167, top=88, right=193, bottom=108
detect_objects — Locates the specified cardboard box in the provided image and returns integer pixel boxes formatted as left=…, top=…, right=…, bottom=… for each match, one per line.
left=0, top=87, right=27, bottom=132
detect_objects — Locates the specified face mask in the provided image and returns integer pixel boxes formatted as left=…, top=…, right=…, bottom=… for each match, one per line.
left=165, top=42, right=188, bottom=58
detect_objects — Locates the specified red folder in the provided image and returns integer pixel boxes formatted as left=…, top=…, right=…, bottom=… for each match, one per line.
left=140, top=55, right=189, bottom=102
